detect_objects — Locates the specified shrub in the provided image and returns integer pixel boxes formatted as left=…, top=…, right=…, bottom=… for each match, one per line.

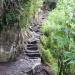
left=41, top=0, right=75, bottom=74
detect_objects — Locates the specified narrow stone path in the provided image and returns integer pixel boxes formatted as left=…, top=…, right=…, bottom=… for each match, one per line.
left=24, top=10, right=49, bottom=59
left=0, top=7, right=50, bottom=75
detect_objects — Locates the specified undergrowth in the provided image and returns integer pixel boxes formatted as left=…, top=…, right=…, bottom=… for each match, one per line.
left=0, top=0, right=43, bottom=31
left=41, top=0, right=75, bottom=75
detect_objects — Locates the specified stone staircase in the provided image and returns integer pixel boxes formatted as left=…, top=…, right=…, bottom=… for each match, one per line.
left=0, top=6, right=51, bottom=75
left=25, top=40, right=40, bottom=59
left=25, top=30, right=40, bottom=60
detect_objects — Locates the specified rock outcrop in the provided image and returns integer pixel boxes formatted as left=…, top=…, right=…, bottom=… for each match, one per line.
left=0, top=24, right=22, bottom=62
left=0, top=0, right=23, bottom=62
left=33, top=64, right=54, bottom=75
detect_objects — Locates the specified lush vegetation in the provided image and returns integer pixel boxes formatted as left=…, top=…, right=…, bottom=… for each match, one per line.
left=0, top=0, right=43, bottom=31
left=41, top=0, right=75, bottom=75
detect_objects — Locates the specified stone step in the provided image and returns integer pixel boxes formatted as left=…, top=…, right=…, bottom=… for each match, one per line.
left=27, top=47, right=38, bottom=50
left=25, top=50, right=39, bottom=53
left=28, top=38, right=39, bottom=43
left=27, top=41, right=37, bottom=44
left=28, top=57, right=40, bottom=59
left=26, top=53, right=40, bottom=57
left=27, top=44, right=37, bottom=48
left=27, top=46, right=38, bottom=49
left=27, top=43, right=38, bottom=45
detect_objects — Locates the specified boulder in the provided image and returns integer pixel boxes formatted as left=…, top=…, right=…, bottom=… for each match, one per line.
left=33, top=64, right=54, bottom=75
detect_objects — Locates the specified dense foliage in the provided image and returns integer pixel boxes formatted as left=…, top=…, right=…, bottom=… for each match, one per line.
left=20, top=0, right=43, bottom=30
left=41, top=0, right=75, bottom=75
left=0, top=0, right=43, bottom=31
